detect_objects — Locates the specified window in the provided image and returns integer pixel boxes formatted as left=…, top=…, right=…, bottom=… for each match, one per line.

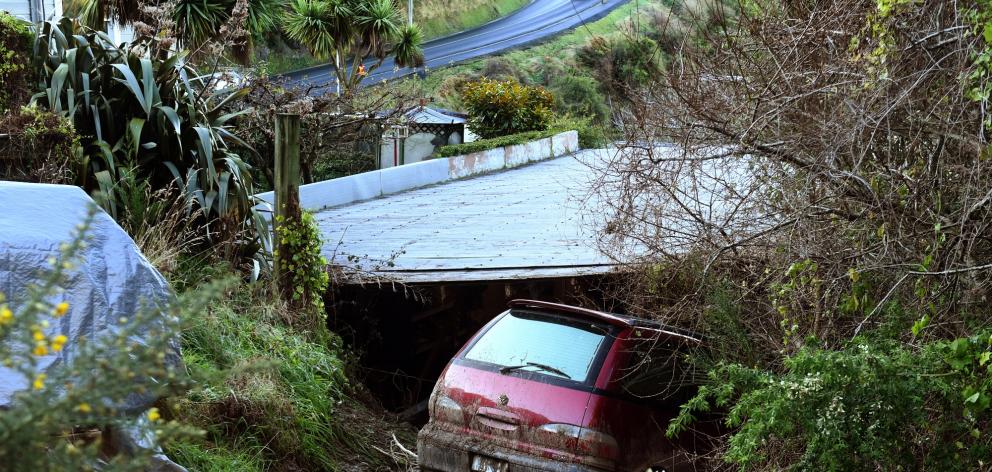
left=621, top=335, right=697, bottom=401
left=463, top=311, right=610, bottom=383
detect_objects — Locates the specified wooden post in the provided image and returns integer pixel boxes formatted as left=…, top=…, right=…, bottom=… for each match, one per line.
left=273, top=113, right=301, bottom=300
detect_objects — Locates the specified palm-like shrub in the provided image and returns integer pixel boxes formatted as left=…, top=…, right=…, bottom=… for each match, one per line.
left=173, top=0, right=283, bottom=48
left=283, top=0, right=424, bottom=93
left=66, top=0, right=281, bottom=63
left=33, top=18, right=268, bottom=259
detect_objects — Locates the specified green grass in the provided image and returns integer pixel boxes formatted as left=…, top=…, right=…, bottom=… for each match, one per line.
left=409, top=0, right=668, bottom=107
left=163, top=261, right=413, bottom=471
left=412, top=0, right=530, bottom=39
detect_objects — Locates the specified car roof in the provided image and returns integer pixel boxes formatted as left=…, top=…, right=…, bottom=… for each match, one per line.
left=507, top=299, right=703, bottom=344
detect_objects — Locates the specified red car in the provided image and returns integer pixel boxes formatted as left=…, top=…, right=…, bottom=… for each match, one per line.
left=418, top=299, right=713, bottom=472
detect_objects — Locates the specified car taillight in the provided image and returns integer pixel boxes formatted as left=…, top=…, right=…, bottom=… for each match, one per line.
left=539, top=423, right=619, bottom=465
left=431, top=394, right=466, bottom=425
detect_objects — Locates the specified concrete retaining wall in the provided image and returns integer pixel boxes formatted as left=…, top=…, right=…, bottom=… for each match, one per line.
left=256, top=130, right=579, bottom=211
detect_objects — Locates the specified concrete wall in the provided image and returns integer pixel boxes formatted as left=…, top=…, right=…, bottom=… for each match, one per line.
left=257, top=130, right=579, bottom=211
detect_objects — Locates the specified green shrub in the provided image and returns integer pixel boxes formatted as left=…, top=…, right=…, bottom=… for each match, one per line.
left=0, top=12, right=32, bottom=112
left=671, top=335, right=992, bottom=470
left=461, top=78, right=554, bottom=139
left=480, top=56, right=522, bottom=82
left=311, top=151, right=377, bottom=182
left=434, top=129, right=557, bottom=157
left=436, top=72, right=475, bottom=110
left=549, top=115, right=611, bottom=149
left=273, top=210, right=330, bottom=331
left=576, top=35, right=663, bottom=95
left=549, top=75, right=611, bottom=122
left=0, top=105, right=79, bottom=183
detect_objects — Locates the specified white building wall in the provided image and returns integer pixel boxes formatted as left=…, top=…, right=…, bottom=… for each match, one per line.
left=1, top=0, right=59, bottom=22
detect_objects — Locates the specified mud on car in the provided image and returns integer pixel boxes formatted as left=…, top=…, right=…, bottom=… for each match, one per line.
left=418, top=300, right=716, bottom=472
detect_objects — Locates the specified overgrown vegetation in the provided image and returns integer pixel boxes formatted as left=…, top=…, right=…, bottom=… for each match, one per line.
left=0, top=10, right=418, bottom=471
left=0, top=105, right=79, bottom=183
left=34, top=18, right=267, bottom=264
left=274, top=211, right=330, bottom=322
left=0, top=12, right=32, bottom=112
left=161, top=215, right=415, bottom=471
left=596, top=0, right=992, bottom=469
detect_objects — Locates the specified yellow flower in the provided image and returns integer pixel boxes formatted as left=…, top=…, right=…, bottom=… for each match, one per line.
left=32, top=330, right=45, bottom=341
left=0, top=307, right=12, bottom=325
left=147, top=407, right=161, bottom=422
left=76, top=403, right=92, bottom=413
left=54, top=302, right=69, bottom=317
left=51, top=335, right=68, bottom=352
left=33, top=373, right=46, bottom=390
left=33, top=343, right=49, bottom=356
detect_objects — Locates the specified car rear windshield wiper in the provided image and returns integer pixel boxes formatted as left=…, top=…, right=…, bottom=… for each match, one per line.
left=499, top=362, right=572, bottom=379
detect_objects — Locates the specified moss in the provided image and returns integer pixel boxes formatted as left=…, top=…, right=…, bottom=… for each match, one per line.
left=0, top=11, right=33, bottom=112
left=0, top=105, right=80, bottom=183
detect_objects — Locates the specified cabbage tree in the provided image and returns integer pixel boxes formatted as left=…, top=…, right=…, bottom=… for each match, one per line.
left=283, top=0, right=424, bottom=94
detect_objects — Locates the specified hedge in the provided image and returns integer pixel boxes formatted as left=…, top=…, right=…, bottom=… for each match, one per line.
left=433, top=129, right=558, bottom=158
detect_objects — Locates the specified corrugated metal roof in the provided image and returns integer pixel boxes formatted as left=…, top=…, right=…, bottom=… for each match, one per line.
left=314, top=150, right=614, bottom=283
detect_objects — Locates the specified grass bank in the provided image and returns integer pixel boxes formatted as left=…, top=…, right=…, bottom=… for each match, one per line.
left=162, top=261, right=416, bottom=472
left=413, top=0, right=666, bottom=97
left=411, top=0, right=530, bottom=39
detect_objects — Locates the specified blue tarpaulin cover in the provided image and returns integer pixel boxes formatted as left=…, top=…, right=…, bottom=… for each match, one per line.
left=0, top=181, right=184, bottom=470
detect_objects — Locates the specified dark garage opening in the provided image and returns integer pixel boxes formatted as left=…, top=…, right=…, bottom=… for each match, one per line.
left=327, top=274, right=623, bottom=420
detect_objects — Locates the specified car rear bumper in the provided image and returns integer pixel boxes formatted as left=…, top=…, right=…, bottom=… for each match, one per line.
left=418, top=424, right=610, bottom=472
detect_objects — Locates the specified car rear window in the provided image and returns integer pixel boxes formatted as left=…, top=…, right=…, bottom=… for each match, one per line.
left=462, top=311, right=611, bottom=383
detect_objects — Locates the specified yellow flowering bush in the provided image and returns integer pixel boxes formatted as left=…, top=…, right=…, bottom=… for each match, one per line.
left=0, top=210, right=222, bottom=470
left=461, top=78, right=555, bottom=139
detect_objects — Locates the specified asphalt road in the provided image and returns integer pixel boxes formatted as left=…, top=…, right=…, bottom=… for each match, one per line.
left=282, top=0, right=631, bottom=89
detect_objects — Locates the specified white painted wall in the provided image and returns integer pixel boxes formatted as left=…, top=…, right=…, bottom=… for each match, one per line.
left=1, top=0, right=59, bottom=22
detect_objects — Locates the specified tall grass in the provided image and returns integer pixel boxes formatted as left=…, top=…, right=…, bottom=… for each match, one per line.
left=163, top=261, right=415, bottom=471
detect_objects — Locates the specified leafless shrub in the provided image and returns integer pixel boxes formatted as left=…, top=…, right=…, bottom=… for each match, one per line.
left=235, top=77, right=420, bottom=187
left=597, top=0, right=992, bottom=357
